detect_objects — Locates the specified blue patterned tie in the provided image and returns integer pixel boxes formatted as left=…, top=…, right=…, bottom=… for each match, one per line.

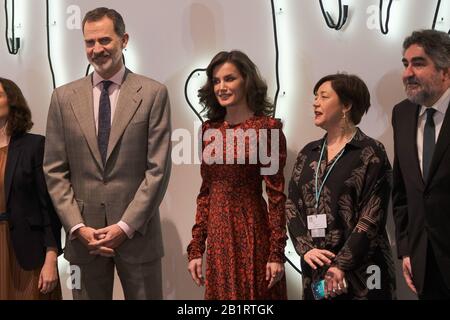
left=98, top=80, right=113, bottom=165
left=423, top=108, right=436, bottom=181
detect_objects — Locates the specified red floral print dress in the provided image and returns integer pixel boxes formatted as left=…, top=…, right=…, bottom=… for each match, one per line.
left=187, top=115, right=288, bottom=300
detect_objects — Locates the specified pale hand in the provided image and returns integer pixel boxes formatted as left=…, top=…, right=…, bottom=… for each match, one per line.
left=402, top=256, right=417, bottom=294
left=188, top=258, right=205, bottom=286
left=324, top=266, right=347, bottom=298
left=304, top=248, right=335, bottom=269
left=266, top=262, right=285, bottom=289
left=38, top=248, right=59, bottom=294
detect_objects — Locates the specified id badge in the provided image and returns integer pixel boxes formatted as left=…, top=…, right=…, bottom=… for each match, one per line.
left=311, top=228, right=326, bottom=238
left=307, top=214, right=327, bottom=230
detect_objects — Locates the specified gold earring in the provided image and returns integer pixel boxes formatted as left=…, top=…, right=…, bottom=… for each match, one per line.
left=341, top=111, right=350, bottom=133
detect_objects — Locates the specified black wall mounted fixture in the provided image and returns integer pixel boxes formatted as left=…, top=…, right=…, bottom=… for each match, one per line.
left=46, top=0, right=56, bottom=89
left=432, top=0, right=450, bottom=33
left=4, top=0, right=20, bottom=55
left=379, top=0, right=393, bottom=35
left=184, top=68, right=207, bottom=123
left=319, top=0, right=349, bottom=31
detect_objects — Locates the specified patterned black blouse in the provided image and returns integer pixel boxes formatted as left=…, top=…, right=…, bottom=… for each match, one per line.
left=286, top=128, right=396, bottom=300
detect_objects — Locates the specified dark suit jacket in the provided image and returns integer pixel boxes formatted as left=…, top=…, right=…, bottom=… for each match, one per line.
left=392, top=98, right=450, bottom=294
left=5, top=133, right=62, bottom=270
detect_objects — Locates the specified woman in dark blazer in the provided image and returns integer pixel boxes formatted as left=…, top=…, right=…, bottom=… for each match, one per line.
left=0, top=77, right=62, bottom=300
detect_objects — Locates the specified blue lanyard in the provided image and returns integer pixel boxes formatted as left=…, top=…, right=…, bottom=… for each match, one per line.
left=314, top=139, right=346, bottom=210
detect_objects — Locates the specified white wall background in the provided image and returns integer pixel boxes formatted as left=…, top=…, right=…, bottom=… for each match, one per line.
left=1, top=0, right=449, bottom=300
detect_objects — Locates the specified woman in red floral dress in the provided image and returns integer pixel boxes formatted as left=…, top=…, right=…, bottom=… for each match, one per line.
left=187, top=50, right=288, bottom=300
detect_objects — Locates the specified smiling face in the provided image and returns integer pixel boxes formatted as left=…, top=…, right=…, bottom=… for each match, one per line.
left=212, top=62, right=247, bottom=110
left=313, top=81, right=349, bottom=131
left=83, top=16, right=128, bottom=79
left=402, top=44, right=450, bottom=107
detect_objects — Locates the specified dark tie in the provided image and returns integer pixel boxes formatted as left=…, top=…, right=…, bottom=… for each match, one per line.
left=98, top=80, right=113, bottom=165
left=423, top=108, right=436, bottom=181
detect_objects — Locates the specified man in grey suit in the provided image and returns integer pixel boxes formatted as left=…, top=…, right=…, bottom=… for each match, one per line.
left=44, top=7, right=171, bottom=299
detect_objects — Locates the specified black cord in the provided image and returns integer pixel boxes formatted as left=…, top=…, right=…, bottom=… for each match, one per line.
left=379, top=0, right=393, bottom=35
left=184, top=1, right=282, bottom=120
left=319, top=0, right=334, bottom=28
left=333, top=0, right=348, bottom=31
left=184, top=68, right=206, bottom=123
left=270, top=0, right=280, bottom=117
left=46, top=0, right=56, bottom=89
left=4, top=0, right=19, bottom=54
left=85, top=64, right=91, bottom=77
left=319, top=0, right=348, bottom=30
left=270, top=1, right=301, bottom=275
left=183, top=2, right=281, bottom=120
left=432, top=0, right=442, bottom=30
left=285, top=252, right=302, bottom=275
left=432, top=0, right=450, bottom=33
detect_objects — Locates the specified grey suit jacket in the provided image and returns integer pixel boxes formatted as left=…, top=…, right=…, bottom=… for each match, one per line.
left=44, top=70, right=171, bottom=264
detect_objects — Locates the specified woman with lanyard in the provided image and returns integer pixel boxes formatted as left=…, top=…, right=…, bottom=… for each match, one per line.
left=286, top=73, right=396, bottom=300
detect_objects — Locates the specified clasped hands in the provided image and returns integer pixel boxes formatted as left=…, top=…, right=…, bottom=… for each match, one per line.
left=75, top=225, right=127, bottom=257
left=304, top=248, right=347, bottom=298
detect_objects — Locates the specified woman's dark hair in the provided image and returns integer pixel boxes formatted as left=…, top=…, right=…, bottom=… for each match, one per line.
left=198, top=50, right=274, bottom=121
left=0, top=78, right=33, bottom=136
left=313, top=73, right=370, bottom=125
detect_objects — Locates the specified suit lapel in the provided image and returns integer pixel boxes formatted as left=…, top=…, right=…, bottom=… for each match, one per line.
left=106, top=71, right=142, bottom=162
left=69, top=75, right=103, bottom=169
left=427, top=100, right=450, bottom=185
left=402, top=102, right=424, bottom=187
left=4, top=135, right=22, bottom=205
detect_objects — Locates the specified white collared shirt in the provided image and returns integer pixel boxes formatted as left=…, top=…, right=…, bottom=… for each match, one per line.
left=417, top=88, right=450, bottom=175
left=92, top=65, right=126, bottom=133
